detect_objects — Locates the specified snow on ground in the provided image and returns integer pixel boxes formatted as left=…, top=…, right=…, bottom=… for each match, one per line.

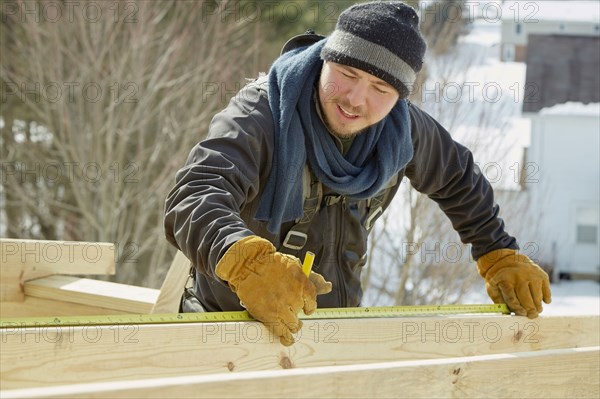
left=542, top=280, right=600, bottom=316
left=465, top=279, right=600, bottom=315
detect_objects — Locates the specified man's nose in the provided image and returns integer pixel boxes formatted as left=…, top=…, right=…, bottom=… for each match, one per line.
left=345, top=82, right=367, bottom=108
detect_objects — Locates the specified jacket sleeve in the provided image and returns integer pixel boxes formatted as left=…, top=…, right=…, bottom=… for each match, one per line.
left=405, top=104, right=518, bottom=260
left=163, top=81, right=273, bottom=278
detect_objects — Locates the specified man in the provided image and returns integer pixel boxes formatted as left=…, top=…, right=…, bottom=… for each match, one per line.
left=164, top=1, right=551, bottom=346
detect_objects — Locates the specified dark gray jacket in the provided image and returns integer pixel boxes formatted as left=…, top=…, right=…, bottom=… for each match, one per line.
left=163, top=76, right=517, bottom=311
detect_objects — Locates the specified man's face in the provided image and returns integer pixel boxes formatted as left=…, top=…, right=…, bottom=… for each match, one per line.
left=317, top=61, right=400, bottom=139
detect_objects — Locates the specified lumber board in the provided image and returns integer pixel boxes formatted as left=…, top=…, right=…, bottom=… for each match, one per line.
left=151, top=250, right=191, bottom=314
left=0, top=266, right=26, bottom=303
left=2, top=346, right=598, bottom=398
left=1, top=315, right=597, bottom=390
left=24, top=275, right=158, bottom=314
left=0, top=239, right=115, bottom=302
left=0, top=296, right=142, bottom=318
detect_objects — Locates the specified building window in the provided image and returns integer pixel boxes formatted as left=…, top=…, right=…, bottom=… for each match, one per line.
left=516, top=23, right=522, bottom=34
left=576, top=207, right=599, bottom=244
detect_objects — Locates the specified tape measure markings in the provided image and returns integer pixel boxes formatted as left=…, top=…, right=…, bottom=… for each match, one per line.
left=0, top=304, right=509, bottom=329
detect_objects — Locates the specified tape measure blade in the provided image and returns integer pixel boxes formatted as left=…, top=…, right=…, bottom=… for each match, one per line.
left=302, top=304, right=509, bottom=319
left=0, top=311, right=255, bottom=329
left=0, top=304, right=509, bottom=329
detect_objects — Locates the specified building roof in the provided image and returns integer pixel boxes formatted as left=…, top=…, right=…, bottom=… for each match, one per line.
left=523, top=34, right=600, bottom=113
left=501, top=1, right=600, bottom=23
left=539, top=102, right=600, bottom=116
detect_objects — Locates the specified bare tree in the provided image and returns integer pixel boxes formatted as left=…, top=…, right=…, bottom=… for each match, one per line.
left=1, top=0, right=262, bottom=287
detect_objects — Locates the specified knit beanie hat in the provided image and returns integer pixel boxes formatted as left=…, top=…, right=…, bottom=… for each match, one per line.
left=321, top=1, right=427, bottom=98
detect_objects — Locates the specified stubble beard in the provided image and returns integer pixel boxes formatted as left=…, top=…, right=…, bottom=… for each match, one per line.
left=321, top=100, right=369, bottom=139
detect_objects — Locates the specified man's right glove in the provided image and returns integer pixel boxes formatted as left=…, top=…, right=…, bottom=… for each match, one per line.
left=477, top=248, right=552, bottom=318
left=215, top=235, right=332, bottom=346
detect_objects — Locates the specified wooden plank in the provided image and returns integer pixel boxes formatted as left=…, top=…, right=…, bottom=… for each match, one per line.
left=1, top=275, right=158, bottom=317
left=0, top=296, right=142, bottom=318
left=0, top=265, right=26, bottom=303
left=1, top=315, right=597, bottom=389
left=0, top=239, right=115, bottom=302
left=0, top=296, right=146, bottom=318
left=24, top=275, right=158, bottom=314
left=2, top=347, right=598, bottom=398
left=0, top=239, right=116, bottom=276
left=151, top=251, right=190, bottom=314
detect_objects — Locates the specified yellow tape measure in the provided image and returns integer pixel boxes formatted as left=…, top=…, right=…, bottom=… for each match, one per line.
left=0, top=304, right=509, bottom=329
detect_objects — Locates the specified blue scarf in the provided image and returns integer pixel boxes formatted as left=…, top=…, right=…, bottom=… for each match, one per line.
left=255, top=40, right=413, bottom=234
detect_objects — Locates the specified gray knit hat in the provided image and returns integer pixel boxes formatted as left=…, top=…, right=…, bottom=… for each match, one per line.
left=321, top=1, right=427, bottom=98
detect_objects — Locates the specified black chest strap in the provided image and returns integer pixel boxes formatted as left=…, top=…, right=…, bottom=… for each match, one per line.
left=281, top=165, right=322, bottom=255
left=280, top=166, right=399, bottom=256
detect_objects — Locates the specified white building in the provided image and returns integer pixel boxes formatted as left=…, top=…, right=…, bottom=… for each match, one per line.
left=525, top=103, right=600, bottom=279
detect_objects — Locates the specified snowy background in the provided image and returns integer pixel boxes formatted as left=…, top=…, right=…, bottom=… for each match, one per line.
left=465, top=279, right=600, bottom=316
left=443, top=4, right=599, bottom=317
left=360, top=2, right=599, bottom=316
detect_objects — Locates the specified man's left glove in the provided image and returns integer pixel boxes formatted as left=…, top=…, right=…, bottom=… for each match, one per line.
left=477, top=248, right=552, bottom=318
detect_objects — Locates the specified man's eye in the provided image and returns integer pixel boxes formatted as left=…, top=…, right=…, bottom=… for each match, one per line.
left=341, top=71, right=355, bottom=79
left=374, top=87, right=388, bottom=94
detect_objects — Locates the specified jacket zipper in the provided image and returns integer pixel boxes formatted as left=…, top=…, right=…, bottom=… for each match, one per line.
left=336, top=197, right=348, bottom=307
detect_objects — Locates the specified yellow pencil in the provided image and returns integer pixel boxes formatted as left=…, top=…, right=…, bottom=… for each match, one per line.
left=302, top=251, right=315, bottom=277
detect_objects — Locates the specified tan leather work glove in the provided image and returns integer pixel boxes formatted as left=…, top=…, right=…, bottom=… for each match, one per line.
left=215, top=235, right=332, bottom=346
left=477, top=248, right=552, bottom=318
